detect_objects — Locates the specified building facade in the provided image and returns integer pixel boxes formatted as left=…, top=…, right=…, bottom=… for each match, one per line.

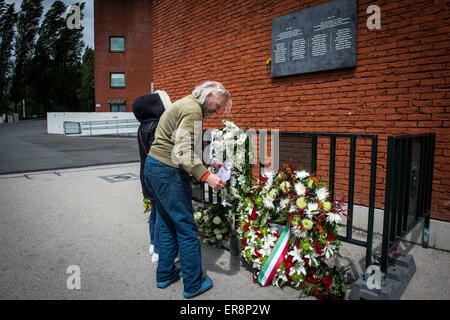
left=94, top=0, right=449, bottom=223
left=94, top=0, right=153, bottom=112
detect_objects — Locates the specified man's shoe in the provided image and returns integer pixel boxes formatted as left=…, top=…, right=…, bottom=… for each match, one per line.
left=183, top=276, right=213, bottom=299
left=156, top=268, right=182, bottom=289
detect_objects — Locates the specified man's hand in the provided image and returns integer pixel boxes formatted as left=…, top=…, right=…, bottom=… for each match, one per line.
left=210, top=160, right=227, bottom=172
left=205, top=173, right=227, bottom=191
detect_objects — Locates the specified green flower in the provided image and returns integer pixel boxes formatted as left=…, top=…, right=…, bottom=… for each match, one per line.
left=213, top=216, right=222, bottom=225
left=301, top=240, right=312, bottom=251
left=296, top=197, right=307, bottom=209
left=255, top=196, right=263, bottom=206
left=269, top=188, right=278, bottom=198
left=280, top=181, right=291, bottom=193
left=307, top=179, right=315, bottom=189
left=323, top=200, right=332, bottom=212
left=301, top=218, right=313, bottom=231
left=245, top=249, right=253, bottom=263
left=290, top=272, right=306, bottom=283
left=291, top=215, right=301, bottom=226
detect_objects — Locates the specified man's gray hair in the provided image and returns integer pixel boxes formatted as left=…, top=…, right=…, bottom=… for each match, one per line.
left=192, top=81, right=232, bottom=110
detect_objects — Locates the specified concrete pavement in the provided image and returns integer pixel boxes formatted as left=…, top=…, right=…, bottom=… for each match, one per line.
left=0, top=164, right=303, bottom=300
left=0, top=163, right=449, bottom=300
left=0, top=119, right=449, bottom=300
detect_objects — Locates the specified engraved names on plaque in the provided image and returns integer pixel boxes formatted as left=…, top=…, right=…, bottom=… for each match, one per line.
left=271, top=0, right=357, bottom=77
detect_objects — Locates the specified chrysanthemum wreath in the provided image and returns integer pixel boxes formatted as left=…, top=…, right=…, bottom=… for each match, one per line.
left=237, top=163, right=348, bottom=299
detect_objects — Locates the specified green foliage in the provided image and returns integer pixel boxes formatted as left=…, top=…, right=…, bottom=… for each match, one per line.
left=1, top=0, right=91, bottom=115
left=0, top=1, right=18, bottom=112
left=9, top=0, right=44, bottom=109
left=77, top=47, right=95, bottom=111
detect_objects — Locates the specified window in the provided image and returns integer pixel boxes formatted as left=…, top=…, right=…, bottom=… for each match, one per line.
left=110, top=104, right=127, bottom=112
left=109, top=36, right=125, bottom=52
left=110, top=73, right=125, bottom=88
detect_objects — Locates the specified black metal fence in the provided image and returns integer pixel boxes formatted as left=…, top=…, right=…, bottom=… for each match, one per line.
left=380, top=133, right=435, bottom=272
left=194, top=130, right=380, bottom=270
left=194, top=130, right=436, bottom=276
left=261, top=131, right=378, bottom=270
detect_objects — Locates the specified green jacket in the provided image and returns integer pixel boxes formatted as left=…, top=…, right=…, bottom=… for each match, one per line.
left=148, top=94, right=208, bottom=180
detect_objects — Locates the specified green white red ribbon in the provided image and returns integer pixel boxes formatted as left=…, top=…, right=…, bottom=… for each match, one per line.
left=258, top=223, right=290, bottom=287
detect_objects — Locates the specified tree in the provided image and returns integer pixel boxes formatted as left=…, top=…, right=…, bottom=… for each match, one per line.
left=0, top=1, right=18, bottom=113
left=55, top=1, right=85, bottom=112
left=32, top=0, right=85, bottom=113
left=77, top=46, right=95, bottom=112
left=10, top=0, right=43, bottom=116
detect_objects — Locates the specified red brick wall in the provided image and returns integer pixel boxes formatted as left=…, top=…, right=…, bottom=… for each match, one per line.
left=151, top=0, right=449, bottom=221
left=94, top=0, right=153, bottom=112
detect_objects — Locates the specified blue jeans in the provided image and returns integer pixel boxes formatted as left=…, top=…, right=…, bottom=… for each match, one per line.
left=148, top=199, right=159, bottom=254
left=144, top=156, right=203, bottom=294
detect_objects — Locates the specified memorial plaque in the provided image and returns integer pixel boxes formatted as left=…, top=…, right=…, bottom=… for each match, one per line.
left=271, top=0, right=357, bottom=77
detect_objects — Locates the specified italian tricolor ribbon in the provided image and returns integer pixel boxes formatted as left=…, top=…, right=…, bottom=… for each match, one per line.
left=257, top=223, right=290, bottom=287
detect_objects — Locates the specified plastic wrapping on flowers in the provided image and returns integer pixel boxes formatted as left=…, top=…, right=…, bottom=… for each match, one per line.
left=237, top=163, right=349, bottom=300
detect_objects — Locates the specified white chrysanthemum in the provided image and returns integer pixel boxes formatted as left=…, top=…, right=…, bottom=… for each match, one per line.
left=307, top=202, right=319, bottom=212
left=262, top=169, right=275, bottom=179
left=294, top=183, right=306, bottom=196
left=326, top=212, right=342, bottom=224
left=263, top=195, right=275, bottom=209
left=262, top=170, right=274, bottom=190
left=292, top=226, right=308, bottom=239
left=316, top=187, right=329, bottom=201
left=279, top=198, right=290, bottom=210
left=295, top=170, right=310, bottom=180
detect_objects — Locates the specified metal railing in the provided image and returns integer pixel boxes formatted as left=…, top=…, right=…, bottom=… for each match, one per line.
left=193, top=130, right=436, bottom=281
left=194, top=130, right=379, bottom=270
left=261, top=131, right=378, bottom=270
left=63, top=119, right=139, bottom=136
left=381, top=133, right=435, bottom=272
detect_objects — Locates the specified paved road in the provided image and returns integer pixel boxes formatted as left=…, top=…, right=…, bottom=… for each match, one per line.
left=0, top=119, right=139, bottom=174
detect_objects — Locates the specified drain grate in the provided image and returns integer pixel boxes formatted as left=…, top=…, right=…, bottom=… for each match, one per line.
left=99, top=172, right=139, bottom=183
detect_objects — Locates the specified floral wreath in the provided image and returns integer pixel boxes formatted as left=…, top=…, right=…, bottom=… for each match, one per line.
left=237, top=163, right=348, bottom=299
left=195, top=120, right=254, bottom=246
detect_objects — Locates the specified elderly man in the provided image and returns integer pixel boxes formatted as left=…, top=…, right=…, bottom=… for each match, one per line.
left=144, top=81, right=231, bottom=299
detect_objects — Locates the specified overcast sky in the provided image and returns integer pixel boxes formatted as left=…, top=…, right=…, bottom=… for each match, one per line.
left=5, top=0, right=95, bottom=50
